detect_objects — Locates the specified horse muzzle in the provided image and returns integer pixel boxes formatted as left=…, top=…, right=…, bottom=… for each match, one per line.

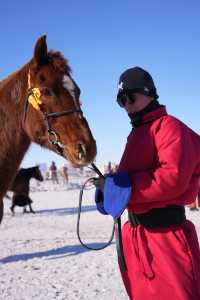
left=63, top=140, right=97, bottom=167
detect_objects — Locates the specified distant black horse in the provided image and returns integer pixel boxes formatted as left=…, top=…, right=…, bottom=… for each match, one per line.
left=9, top=166, right=43, bottom=214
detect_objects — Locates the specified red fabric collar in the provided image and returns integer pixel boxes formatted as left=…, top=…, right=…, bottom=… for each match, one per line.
left=142, top=106, right=167, bottom=125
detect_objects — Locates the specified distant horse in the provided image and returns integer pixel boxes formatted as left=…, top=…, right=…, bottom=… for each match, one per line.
left=0, top=35, right=97, bottom=222
left=9, top=166, right=43, bottom=214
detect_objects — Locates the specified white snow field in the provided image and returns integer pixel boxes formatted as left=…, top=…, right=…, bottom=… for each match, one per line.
left=0, top=175, right=199, bottom=300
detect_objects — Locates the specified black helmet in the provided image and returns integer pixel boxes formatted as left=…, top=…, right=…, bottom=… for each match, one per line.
left=118, top=67, right=159, bottom=99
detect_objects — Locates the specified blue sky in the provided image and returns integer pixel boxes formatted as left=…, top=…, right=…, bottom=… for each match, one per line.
left=1, top=0, right=199, bottom=169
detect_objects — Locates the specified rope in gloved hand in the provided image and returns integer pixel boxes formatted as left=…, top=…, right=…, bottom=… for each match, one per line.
left=76, top=174, right=115, bottom=251
left=76, top=163, right=127, bottom=271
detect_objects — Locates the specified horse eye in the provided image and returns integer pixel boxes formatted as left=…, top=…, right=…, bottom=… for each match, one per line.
left=39, top=74, right=46, bottom=82
left=42, top=88, right=53, bottom=97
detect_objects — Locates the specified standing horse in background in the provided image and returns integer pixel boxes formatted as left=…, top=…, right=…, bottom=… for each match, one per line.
left=0, top=35, right=97, bottom=222
left=9, top=166, right=43, bottom=214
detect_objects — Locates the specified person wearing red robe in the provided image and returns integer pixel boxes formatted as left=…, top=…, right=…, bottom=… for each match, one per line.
left=95, top=67, right=200, bottom=300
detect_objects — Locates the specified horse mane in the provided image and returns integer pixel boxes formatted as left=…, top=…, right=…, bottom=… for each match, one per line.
left=15, top=167, right=32, bottom=179
left=0, top=51, right=72, bottom=90
left=47, top=51, right=72, bottom=74
left=0, top=69, right=22, bottom=87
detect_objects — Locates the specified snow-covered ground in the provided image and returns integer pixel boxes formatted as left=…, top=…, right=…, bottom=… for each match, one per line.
left=0, top=176, right=200, bottom=300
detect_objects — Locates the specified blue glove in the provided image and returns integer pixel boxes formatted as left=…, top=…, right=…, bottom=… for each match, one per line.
left=95, top=187, right=108, bottom=215
left=104, top=172, right=132, bottom=219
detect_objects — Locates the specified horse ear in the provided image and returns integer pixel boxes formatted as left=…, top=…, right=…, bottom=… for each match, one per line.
left=34, top=35, right=48, bottom=65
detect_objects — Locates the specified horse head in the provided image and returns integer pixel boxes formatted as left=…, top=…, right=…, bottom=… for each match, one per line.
left=32, top=166, right=44, bottom=182
left=24, top=35, right=97, bottom=167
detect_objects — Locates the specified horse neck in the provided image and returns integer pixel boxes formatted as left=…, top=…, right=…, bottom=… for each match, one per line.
left=0, top=64, right=31, bottom=196
left=26, top=168, right=36, bottom=180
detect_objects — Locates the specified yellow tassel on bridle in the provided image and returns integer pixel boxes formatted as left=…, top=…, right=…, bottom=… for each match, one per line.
left=27, top=70, right=42, bottom=110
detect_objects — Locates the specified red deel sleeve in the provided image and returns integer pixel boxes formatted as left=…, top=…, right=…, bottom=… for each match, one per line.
left=130, top=117, right=199, bottom=204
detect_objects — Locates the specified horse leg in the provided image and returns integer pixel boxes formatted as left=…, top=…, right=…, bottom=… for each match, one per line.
left=27, top=197, right=35, bottom=214
left=10, top=204, right=15, bottom=215
left=10, top=196, right=15, bottom=215
left=0, top=200, right=4, bottom=223
left=29, top=203, right=35, bottom=214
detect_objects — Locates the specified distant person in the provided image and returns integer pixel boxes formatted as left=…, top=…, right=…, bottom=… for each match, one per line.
left=79, top=166, right=84, bottom=176
left=189, top=199, right=199, bottom=211
left=104, top=161, right=113, bottom=175
left=198, top=190, right=200, bottom=207
left=45, top=170, right=50, bottom=180
left=189, top=201, right=199, bottom=211
left=189, top=177, right=200, bottom=210
left=112, top=164, right=118, bottom=174
left=49, top=161, right=59, bottom=184
left=107, top=161, right=112, bottom=173
left=95, top=67, right=200, bottom=300
left=60, top=165, right=69, bottom=185
left=197, top=177, right=200, bottom=207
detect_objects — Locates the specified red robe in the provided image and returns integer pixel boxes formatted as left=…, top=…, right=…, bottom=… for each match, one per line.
left=118, top=106, right=200, bottom=300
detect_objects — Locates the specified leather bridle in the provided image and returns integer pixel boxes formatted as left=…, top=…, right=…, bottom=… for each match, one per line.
left=23, top=70, right=83, bottom=155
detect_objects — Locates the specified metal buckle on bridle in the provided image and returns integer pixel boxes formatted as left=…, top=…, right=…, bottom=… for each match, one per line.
left=47, top=129, right=59, bottom=145
left=47, top=129, right=66, bottom=149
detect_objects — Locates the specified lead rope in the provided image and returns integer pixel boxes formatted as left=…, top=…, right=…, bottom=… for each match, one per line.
left=77, top=163, right=127, bottom=271
left=77, top=177, right=115, bottom=250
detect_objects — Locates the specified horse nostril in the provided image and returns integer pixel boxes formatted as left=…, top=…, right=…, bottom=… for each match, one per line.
left=77, top=143, right=87, bottom=160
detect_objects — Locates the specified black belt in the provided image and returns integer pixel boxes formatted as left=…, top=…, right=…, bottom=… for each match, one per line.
left=128, top=205, right=186, bottom=228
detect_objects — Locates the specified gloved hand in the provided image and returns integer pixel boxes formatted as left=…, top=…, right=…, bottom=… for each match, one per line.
left=94, top=172, right=132, bottom=219
left=103, top=172, right=132, bottom=219
left=93, top=176, right=105, bottom=193
left=93, top=175, right=108, bottom=215
left=94, top=187, right=108, bottom=215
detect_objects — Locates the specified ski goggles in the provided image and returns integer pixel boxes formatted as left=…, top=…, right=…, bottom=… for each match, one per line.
left=117, top=90, right=136, bottom=108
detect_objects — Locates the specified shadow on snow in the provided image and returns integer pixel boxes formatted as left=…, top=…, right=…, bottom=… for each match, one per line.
left=3, top=205, right=97, bottom=217
left=36, top=205, right=97, bottom=216
left=0, top=242, right=114, bottom=264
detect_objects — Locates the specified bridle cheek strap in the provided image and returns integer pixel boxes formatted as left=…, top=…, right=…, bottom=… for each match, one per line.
left=23, top=70, right=83, bottom=155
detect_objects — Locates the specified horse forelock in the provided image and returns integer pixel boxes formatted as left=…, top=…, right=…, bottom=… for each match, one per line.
left=47, top=51, right=71, bottom=75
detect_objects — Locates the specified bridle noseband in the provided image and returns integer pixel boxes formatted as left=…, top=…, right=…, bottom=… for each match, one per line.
left=23, top=70, right=82, bottom=155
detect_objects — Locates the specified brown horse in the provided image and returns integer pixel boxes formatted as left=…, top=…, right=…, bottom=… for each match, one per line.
left=0, top=35, right=96, bottom=222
